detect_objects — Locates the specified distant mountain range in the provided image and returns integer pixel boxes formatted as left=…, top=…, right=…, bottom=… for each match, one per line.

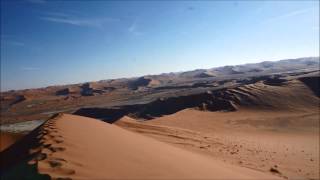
left=153, top=57, right=319, bottom=78
left=1, top=56, right=319, bottom=125
left=1, top=57, right=319, bottom=94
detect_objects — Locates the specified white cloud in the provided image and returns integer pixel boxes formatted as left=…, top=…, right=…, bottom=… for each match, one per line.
left=1, top=35, right=25, bottom=47
left=128, top=21, right=137, bottom=33
left=128, top=20, right=143, bottom=36
left=44, top=12, right=69, bottom=17
left=41, top=13, right=118, bottom=28
left=20, top=67, right=39, bottom=71
left=263, top=8, right=313, bottom=24
left=6, top=41, right=25, bottom=46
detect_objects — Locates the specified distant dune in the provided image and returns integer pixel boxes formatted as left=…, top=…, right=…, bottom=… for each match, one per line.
left=2, top=58, right=318, bottom=124
left=74, top=75, right=319, bottom=121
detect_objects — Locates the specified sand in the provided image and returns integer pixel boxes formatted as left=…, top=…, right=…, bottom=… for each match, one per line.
left=1, top=69, right=318, bottom=180
left=1, top=113, right=281, bottom=179
left=0, top=132, right=24, bottom=151
left=116, top=109, right=319, bottom=180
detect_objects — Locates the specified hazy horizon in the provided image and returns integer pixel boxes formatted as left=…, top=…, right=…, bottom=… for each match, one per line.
left=0, top=56, right=318, bottom=92
left=1, top=1, right=319, bottom=91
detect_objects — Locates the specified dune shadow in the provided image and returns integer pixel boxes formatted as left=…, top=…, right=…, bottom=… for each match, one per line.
left=0, top=119, right=51, bottom=180
left=299, top=76, right=319, bottom=97
left=73, top=89, right=237, bottom=123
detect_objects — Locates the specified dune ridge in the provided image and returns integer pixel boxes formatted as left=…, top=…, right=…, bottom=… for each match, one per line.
left=115, top=109, right=319, bottom=180
left=74, top=78, right=318, bottom=122
left=1, top=113, right=281, bottom=179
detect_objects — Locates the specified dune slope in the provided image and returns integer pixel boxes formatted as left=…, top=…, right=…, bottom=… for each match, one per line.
left=1, top=113, right=281, bottom=180
left=116, top=109, right=319, bottom=180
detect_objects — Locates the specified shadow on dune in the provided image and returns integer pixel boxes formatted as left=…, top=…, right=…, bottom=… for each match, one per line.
left=236, top=75, right=286, bottom=86
left=0, top=118, right=51, bottom=180
left=299, top=76, right=319, bottom=97
left=74, top=74, right=319, bottom=123
left=263, top=77, right=287, bottom=86
left=74, top=89, right=238, bottom=123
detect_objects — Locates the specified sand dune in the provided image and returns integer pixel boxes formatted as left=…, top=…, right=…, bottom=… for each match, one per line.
left=0, top=59, right=318, bottom=180
left=74, top=76, right=318, bottom=124
left=0, top=132, right=24, bottom=151
left=1, top=113, right=281, bottom=179
left=116, top=109, right=319, bottom=180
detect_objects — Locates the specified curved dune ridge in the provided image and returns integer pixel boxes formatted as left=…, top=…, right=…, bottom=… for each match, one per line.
left=74, top=77, right=319, bottom=122
left=0, top=113, right=282, bottom=179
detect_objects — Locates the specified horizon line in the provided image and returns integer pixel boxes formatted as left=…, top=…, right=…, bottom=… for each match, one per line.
left=1, top=56, right=319, bottom=93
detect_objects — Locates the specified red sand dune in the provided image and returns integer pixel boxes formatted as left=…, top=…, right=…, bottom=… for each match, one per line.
left=0, top=132, right=24, bottom=152
left=116, top=109, right=319, bottom=179
left=2, top=114, right=281, bottom=179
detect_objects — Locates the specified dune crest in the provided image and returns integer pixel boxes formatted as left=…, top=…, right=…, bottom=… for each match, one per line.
left=1, top=113, right=281, bottom=179
left=116, top=108, right=319, bottom=180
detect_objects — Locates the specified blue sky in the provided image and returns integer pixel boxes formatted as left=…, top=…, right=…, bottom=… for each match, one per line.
left=1, top=0, right=319, bottom=91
